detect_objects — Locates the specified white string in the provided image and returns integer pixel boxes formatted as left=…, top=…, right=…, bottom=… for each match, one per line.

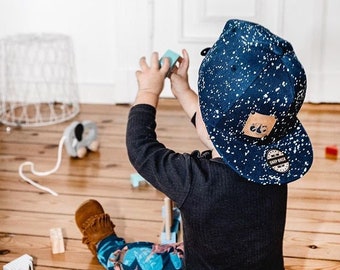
left=18, top=136, right=67, bottom=196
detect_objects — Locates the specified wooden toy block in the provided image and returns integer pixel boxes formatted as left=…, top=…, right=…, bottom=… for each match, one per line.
left=164, top=197, right=173, bottom=241
left=50, top=227, right=65, bottom=254
left=3, top=254, right=34, bottom=270
left=325, top=145, right=338, bottom=160
left=130, top=173, right=149, bottom=188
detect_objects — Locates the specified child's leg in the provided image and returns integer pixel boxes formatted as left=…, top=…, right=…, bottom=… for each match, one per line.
left=97, top=239, right=183, bottom=270
left=96, top=235, right=126, bottom=269
left=120, top=242, right=184, bottom=270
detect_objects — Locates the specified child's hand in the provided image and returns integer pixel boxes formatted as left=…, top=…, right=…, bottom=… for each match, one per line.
left=134, top=52, right=170, bottom=107
left=170, top=49, right=191, bottom=98
left=170, top=49, right=198, bottom=119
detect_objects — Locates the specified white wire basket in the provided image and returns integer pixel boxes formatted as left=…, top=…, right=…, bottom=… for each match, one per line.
left=0, top=33, right=79, bottom=127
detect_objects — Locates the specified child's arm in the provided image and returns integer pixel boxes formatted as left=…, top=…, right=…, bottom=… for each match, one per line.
left=134, top=52, right=170, bottom=108
left=170, top=49, right=198, bottom=120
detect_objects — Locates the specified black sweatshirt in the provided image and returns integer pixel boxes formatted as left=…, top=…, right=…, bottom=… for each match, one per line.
left=126, top=104, right=287, bottom=270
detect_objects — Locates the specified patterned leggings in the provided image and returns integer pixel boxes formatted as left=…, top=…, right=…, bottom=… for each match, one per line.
left=97, top=235, right=184, bottom=270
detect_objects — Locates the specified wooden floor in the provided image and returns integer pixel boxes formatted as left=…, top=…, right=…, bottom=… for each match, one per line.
left=0, top=99, right=339, bottom=269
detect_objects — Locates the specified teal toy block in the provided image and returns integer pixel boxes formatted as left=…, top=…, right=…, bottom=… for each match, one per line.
left=160, top=50, right=181, bottom=77
left=130, top=173, right=148, bottom=188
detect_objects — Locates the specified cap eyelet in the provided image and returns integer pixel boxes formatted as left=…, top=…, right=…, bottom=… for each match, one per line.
left=200, top=47, right=211, bottom=56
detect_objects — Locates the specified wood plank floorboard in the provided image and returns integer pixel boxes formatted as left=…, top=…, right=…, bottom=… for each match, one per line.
left=1, top=100, right=340, bottom=269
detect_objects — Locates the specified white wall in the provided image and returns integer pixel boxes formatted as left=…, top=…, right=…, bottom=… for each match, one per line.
left=0, top=0, right=339, bottom=104
left=282, top=0, right=340, bottom=102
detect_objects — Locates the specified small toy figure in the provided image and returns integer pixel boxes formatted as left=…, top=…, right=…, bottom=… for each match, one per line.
left=63, top=120, right=99, bottom=158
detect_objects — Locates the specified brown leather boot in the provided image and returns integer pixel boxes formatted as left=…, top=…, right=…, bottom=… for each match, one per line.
left=75, top=199, right=116, bottom=255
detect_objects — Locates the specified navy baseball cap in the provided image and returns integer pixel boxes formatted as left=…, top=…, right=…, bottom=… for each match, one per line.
left=198, top=19, right=313, bottom=185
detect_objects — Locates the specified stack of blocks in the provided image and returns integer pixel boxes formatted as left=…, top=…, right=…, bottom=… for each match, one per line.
left=129, top=173, right=183, bottom=244
left=161, top=197, right=182, bottom=244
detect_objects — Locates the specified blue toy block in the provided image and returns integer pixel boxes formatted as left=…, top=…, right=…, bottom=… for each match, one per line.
left=130, top=173, right=148, bottom=188
left=160, top=50, right=181, bottom=77
left=160, top=50, right=181, bottom=68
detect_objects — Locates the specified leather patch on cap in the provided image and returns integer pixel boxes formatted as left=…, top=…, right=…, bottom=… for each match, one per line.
left=242, top=112, right=277, bottom=138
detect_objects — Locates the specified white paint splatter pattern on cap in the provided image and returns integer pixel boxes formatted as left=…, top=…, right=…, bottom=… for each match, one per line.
left=198, top=19, right=313, bottom=185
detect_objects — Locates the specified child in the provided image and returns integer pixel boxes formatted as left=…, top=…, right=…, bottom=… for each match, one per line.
left=76, top=19, right=313, bottom=269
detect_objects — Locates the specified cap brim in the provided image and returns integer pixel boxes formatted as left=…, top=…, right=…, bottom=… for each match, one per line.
left=209, top=117, right=313, bottom=184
